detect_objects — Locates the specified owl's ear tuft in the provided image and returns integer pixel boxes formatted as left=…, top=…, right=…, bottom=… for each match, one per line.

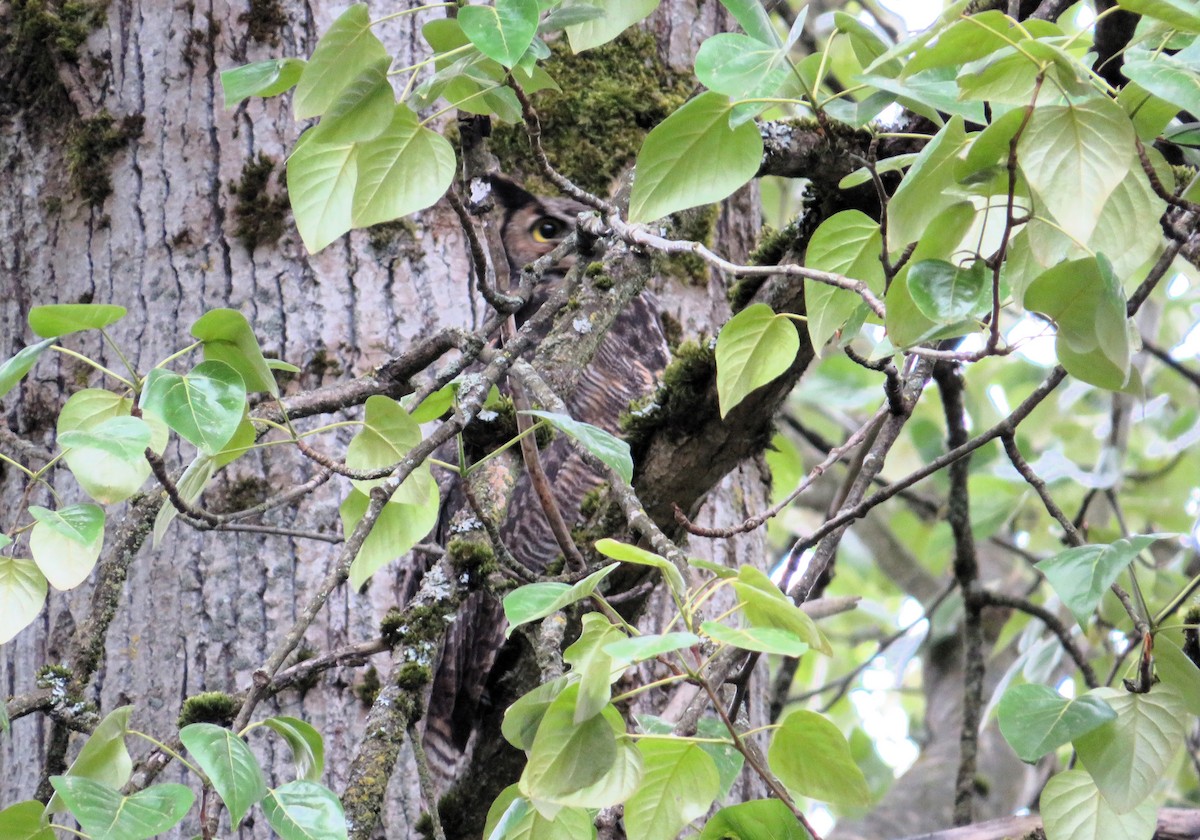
left=488, top=174, right=539, bottom=212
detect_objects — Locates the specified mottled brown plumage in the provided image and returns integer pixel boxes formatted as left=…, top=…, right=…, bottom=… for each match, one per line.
left=423, top=176, right=669, bottom=780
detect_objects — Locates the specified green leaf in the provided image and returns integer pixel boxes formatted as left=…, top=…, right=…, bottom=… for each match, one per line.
left=1154, top=635, right=1200, bottom=716
left=260, top=716, right=326, bottom=782
left=261, top=780, right=348, bottom=840
left=520, top=684, right=619, bottom=798
left=1116, top=0, right=1200, bottom=30
left=699, top=799, right=811, bottom=839
left=803, top=210, right=884, bottom=350
left=521, top=410, right=634, bottom=484
left=1018, top=98, right=1134, bottom=245
left=563, top=0, right=660, bottom=52
left=345, top=395, right=422, bottom=492
left=221, top=58, right=306, bottom=106
left=907, top=259, right=988, bottom=324
left=768, top=709, right=870, bottom=807
left=502, top=564, right=619, bottom=636
left=701, top=621, right=809, bottom=656
left=191, top=308, right=280, bottom=396
left=1036, top=536, right=1159, bottom=627
left=407, top=383, right=456, bottom=423
left=286, top=131, right=357, bottom=253
left=715, top=303, right=800, bottom=418
left=624, top=739, right=719, bottom=840
left=695, top=718, right=745, bottom=798
left=548, top=738, right=643, bottom=808
left=293, top=4, right=389, bottom=119
left=732, top=566, right=831, bottom=654
left=307, top=57, right=396, bottom=145
left=1074, top=683, right=1187, bottom=813
left=563, top=613, right=626, bottom=722
left=716, top=0, right=778, bottom=45
left=180, top=723, right=268, bottom=828
left=1041, top=769, right=1157, bottom=840
left=996, top=684, right=1116, bottom=763
left=0, top=558, right=47, bottom=645
left=57, top=390, right=168, bottom=455
left=593, top=538, right=686, bottom=599
left=539, top=5, right=606, bottom=31
left=602, top=632, right=699, bottom=662
left=1123, top=56, right=1200, bottom=118
left=49, top=777, right=192, bottom=840
left=0, top=339, right=54, bottom=399
left=628, top=93, right=763, bottom=223
left=1024, top=256, right=1130, bottom=391
left=339, top=471, right=441, bottom=591
left=886, top=115, right=968, bottom=251
left=28, top=304, right=126, bottom=338
left=140, top=361, right=247, bottom=455
left=152, top=454, right=215, bottom=548
left=694, top=33, right=789, bottom=106
left=58, top=416, right=152, bottom=504
left=0, top=800, right=53, bottom=840
left=47, top=706, right=134, bottom=815
left=351, top=104, right=457, bottom=229
left=460, top=0, right=539, bottom=67
left=28, top=504, right=104, bottom=591
left=502, top=677, right=570, bottom=750
left=484, top=791, right=596, bottom=840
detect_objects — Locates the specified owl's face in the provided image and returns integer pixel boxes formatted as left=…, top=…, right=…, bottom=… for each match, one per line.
left=491, top=176, right=588, bottom=272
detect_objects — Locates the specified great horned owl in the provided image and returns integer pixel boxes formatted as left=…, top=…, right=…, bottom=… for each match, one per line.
left=422, top=176, right=670, bottom=781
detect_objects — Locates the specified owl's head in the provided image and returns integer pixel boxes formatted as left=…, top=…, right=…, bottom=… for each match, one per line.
left=490, top=175, right=588, bottom=272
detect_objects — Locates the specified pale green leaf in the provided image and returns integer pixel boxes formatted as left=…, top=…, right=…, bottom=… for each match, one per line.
left=0, top=800, right=53, bottom=840
left=593, top=538, right=685, bottom=599
left=191, top=308, right=280, bottom=396
left=602, top=632, right=699, bottom=662
left=351, top=105, right=456, bottom=229
left=547, top=738, right=643, bottom=808
left=521, top=410, right=634, bottom=484
left=1074, top=683, right=1187, bottom=813
left=58, top=417, right=152, bottom=504
left=699, top=799, right=811, bottom=839
left=307, top=58, right=396, bottom=146
left=701, top=621, right=809, bottom=656
left=28, top=304, right=126, bottom=338
left=339, top=471, right=440, bottom=590
left=1037, top=536, right=1159, bottom=627
left=997, top=684, right=1115, bottom=763
left=563, top=0, right=660, bottom=52
left=261, top=780, right=348, bottom=840
left=628, top=93, right=763, bottom=223
left=1018, top=99, right=1134, bottom=245
left=139, top=361, right=247, bottom=455
left=293, top=4, right=389, bottom=119
left=260, top=716, right=326, bottom=782
left=715, top=303, right=800, bottom=418
left=520, top=684, right=619, bottom=798
left=152, top=455, right=215, bottom=548
left=0, top=339, right=55, bottom=399
left=803, top=210, right=884, bottom=350
left=47, top=706, right=134, bottom=814
left=887, top=115, right=968, bottom=251
left=459, top=0, right=539, bottom=67
left=1116, top=0, right=1200, bottom=31
left=502, top=678, right=570, bottom=751
left=180, top=723, right=268, bottom=828
left=624, top=739, right=719, bottom=840
left=732, top=565, right=830, bottom=654
left=563, top=613, right=625, bottom=722
left=345, top=395, right=422, bottom=492
left=768, top=709, right=870, bottom=806
left=49, top=777, right=192, bottom=840
left=1154, top=636, right=1200, bottom=716
left=906, top=259, right=988, bottom=324
left=716, top=0, right=779, bottom=44
left=221, top=58, right=306, bottom=106
left=28, top=504, right=104, bottom=591
left=502, top=564, right=619, bottom=636
left=0, top=558, right=47, bottom=645
left=286, top=131, right=357, bottom=253
left=484, top=789, right=596, bottom=840
left=1040, top=769, right=1157, bottom=840
left=694, top=33, right=789, bottom=104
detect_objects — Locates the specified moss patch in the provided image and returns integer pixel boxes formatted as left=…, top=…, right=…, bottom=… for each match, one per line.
left=67, top=111, right=144, bottom=206
left=355, top=666, right=382, bottom=706
left=178, top=691, right=239, bottom=728
left=1, top=0, right=105, bottom=115
left=230, top=152, right=289, bottom=252
left=654, top=203, right=721, bottom=285
left=490, top=29, right=691, bottom=194
left=621, top=339, right=717, bottom=444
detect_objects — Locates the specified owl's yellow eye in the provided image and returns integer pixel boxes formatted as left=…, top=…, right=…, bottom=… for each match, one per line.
left=531, top=217, right=565, bottom=243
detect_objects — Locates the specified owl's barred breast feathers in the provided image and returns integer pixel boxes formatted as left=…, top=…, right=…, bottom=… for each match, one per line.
left=420, top=175, right=670, bottom=782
